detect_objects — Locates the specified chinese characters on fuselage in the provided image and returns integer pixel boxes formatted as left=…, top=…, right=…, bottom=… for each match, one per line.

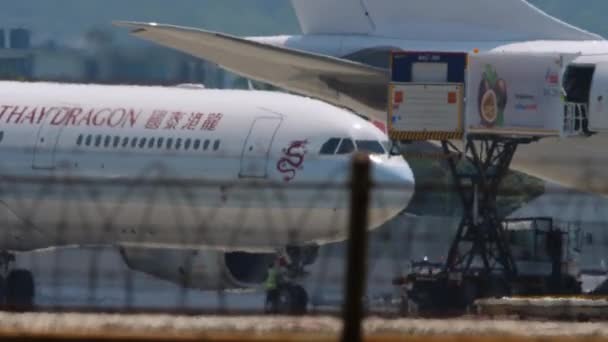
left=0, top=105, right=223, bottom=131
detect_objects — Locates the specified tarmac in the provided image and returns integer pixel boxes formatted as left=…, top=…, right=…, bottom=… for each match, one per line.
left=3, top=212, right=608, bottom=341
left=0, top=313, right=608, bottom=341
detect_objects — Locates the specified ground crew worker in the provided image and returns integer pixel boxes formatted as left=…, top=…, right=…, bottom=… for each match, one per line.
left=264, top=260, right=281, bottom=313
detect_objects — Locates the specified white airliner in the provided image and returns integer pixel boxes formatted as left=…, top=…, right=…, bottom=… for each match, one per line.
left=0, top=81, right=414, bottom=310
left=116, top=0, right=608, bottom=196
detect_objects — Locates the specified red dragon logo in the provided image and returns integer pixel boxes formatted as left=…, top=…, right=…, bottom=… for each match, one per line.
left=276, top=140, right=308, bottom=182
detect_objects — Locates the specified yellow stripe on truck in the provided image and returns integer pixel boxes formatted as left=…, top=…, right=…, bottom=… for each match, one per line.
left=389, top=131, right=464, bottom=141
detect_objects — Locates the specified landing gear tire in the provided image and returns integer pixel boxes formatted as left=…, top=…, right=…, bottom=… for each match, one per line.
left=289, top=284, right=308, bottom=315
left=266, top=284, right=308, bottom=315
left=6, top=269, right=35, bottom=311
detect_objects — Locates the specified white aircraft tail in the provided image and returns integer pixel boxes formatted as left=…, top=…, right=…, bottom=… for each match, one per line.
left=291, top=0, right=602, bottom=41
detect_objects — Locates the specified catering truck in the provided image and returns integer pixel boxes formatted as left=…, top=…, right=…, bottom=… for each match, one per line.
left=388, top=51, right=588, bottom=314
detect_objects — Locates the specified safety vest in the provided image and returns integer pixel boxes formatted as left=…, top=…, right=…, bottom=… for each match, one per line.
left=265, top=268, right=278, bottom=290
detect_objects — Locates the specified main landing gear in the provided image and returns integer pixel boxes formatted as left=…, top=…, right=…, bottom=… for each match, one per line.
left=264, top=245, right=317, bottom=315
left=0, top=251, right=35, bottom=311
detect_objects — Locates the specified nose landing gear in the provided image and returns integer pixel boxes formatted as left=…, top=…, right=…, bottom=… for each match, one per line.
left=264, top=246, right=317, bottom=315
left=265, top=282, right=308, bottom=315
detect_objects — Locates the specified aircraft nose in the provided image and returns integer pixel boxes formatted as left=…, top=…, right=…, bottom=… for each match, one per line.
left=368, top=155, right=415, bottom=230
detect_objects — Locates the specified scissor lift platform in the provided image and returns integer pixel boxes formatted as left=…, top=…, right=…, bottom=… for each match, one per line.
left=389, top=51, right=586, bottom=315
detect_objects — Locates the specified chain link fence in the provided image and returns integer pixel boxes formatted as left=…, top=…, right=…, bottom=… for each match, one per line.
left=0, top=149, right=605, bottom=341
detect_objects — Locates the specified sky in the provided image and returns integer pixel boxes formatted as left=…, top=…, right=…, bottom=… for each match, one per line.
left=1, top=0, right=606, bottom=49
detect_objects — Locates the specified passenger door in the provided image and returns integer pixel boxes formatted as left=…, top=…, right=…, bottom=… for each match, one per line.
left=32, top=108, right=65, bottom=169
left=588, top=62, right=608, bottom=131
left=239, top=117, right=282, bottom=178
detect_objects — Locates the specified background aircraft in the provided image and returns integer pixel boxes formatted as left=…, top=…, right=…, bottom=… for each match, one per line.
left=116, top=0, right=608, bottom=196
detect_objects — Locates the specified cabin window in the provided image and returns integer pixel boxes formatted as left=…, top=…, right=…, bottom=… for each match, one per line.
left=113, top=136, right=120, bottom=148
left=0, top=131, right=4, bottom=143
left=157, top=137, right=164, bottom=148
left=148, top=138, right=155, bottom=149
left=122, top=137, right=129, bottom=148
left=213, top=140, right=220, bottom=151
left=76, top=134, right=83, bottom=146
left=166, top=138, right=173, bottom=149
left=193, top=139, right=201, bottom=150
left=356, top=140, right=385, bottom=154
left=176, top=138, right=182, bottom=150
left=185, top=139, right=192, bottom=150
left=139, top=138, right=147, bottom=149
left=203, top=140, right=210, bottom=151
left=86, top=135, right=92, bottom=146
left=95, top=135, right=102, bottom=147
left=131, top=137, right=138, bottom=148
left=336, top=139, right=355, bottom=154
left=104, top=135, right=111, bottom=147
left=320, top=138, right=341, bottom=155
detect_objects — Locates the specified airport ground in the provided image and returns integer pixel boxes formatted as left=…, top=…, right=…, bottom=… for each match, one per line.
left=1, top=312, right=608, bottom=341
left=5, top=181, right=608, bottom=340
left=12, top=207, right=608, bottom=314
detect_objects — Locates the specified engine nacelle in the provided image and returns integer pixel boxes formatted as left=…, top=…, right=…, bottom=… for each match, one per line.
left=119, top=246, right=275, bottom=290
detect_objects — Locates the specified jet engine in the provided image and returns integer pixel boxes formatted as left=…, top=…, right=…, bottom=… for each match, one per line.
left=119, top=246, right=275, bottom=290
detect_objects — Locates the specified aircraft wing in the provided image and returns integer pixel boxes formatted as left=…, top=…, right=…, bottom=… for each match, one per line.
left=114, top=21, right=389, bottom=122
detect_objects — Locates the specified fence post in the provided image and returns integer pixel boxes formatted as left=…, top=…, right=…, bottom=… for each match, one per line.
left=341, top=153, right=371, bottom=342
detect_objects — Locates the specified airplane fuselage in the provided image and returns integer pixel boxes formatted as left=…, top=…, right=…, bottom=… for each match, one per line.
left=0, top=82, right=414, bottom=252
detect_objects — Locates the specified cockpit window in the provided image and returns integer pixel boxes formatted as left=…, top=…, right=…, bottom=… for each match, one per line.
left=336, top=138, right=355, bottom=154
left=356, top=140, right=385, bottom=154
left=320, top=138, right=341, bottom=155
left=382, top=141, right=402, bottom=156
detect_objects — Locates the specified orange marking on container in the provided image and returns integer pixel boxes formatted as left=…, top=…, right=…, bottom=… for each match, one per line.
left=448, top=91, right=457, bottom=104
left=394, top=90, right=404, bottom=104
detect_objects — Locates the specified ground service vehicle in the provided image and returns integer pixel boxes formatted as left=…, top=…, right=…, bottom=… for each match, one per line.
left=396, top=217, right=582, bottom=315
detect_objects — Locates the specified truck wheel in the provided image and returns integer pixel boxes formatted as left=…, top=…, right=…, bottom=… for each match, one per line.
left=461, top=279, right=478, bottom=309
left=486, top=277, right=511, bottom=298
left=400, top=297, right=418, bottom=317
